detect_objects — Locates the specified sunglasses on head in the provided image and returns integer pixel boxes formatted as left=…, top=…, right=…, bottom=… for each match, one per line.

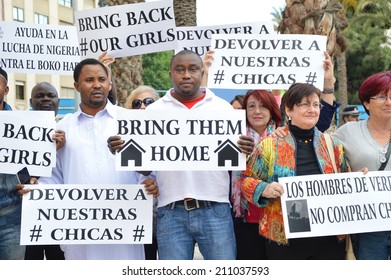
left=132, top=98, right=155, bottom=109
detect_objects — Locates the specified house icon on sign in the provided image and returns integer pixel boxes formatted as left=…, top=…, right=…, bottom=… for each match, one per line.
left=213, top=139, right=241, bottom=167
left=118, top=139, right=146, bottom=167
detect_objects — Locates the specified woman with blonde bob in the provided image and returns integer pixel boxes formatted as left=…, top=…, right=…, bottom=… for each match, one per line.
left=124, top=85, right=160, bottom=260
left=125, top=85, right=160, bottom=110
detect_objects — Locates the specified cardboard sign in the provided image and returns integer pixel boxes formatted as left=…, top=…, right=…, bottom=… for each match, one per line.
left=208, top=34, right=327, bottom=90
left=0, top=111, right=56, bottom=177
left=74, top=0, right=177, bottom=58
left=175, top=21, right=275, bottom=58
left=20, top=184, right=153, bottom=245
left=115, top=109, right=246, bottom=171
left=279, top=171, right=391, bottom=239
left=0, top=21, right=80, bottom=75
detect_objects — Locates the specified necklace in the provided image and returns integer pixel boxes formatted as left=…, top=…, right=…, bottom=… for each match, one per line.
left=297, top=138, right=312, bottom=144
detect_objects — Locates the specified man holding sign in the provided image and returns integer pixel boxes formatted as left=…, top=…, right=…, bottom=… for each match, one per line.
left=109, top=50, right=253, bottom=260
left=26, top=59, right=157, bottom=260
left=0, top=67, right=25, bottom=260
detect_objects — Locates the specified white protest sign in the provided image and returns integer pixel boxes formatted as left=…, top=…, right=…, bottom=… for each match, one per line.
left=115, top=109, right=246, bottom=171
left=0, top=21, right=80, bottom=75
left=279, top=171, right=391, bottom=239
left=20, top=184, right=153, bottom=245
left=175, top=21, right=275, bottom=58
left=74, top=0, right=177, bottom=58
left=208, top=34, right=327, bottom=90
left=0, top=111, right=56, bottom=177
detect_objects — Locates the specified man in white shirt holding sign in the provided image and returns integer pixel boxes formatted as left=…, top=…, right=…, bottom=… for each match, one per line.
left=30, top=58, right=157, bottom=260
left=109, top=50, right=253, bottom=259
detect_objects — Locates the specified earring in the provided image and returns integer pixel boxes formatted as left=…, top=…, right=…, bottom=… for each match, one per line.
left=288, top=115, right=291, bottom=121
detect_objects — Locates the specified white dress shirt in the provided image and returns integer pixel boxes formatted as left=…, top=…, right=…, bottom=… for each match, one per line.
left=39, top=101, right=144, bottom=260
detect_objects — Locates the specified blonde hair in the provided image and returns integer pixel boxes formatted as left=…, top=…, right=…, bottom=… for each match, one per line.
left=124, top=85, right=160, bottom=109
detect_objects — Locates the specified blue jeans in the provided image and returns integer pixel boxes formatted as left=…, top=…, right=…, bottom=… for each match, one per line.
left=157, top=202, right=236, bottom=260
left=0, top=206, right=25, bottom=260
left=358, top=231, right=391, bottom=260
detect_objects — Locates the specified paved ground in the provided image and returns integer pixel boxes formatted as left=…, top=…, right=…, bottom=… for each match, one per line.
left=193, top=244, right=203, bottom=260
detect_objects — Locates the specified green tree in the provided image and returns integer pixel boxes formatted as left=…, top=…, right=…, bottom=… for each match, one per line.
left=141, top=0, right=197, bottom=93
left=142, top=51, right=173, bottom=91
left=345, top=0, right=391, bottom=102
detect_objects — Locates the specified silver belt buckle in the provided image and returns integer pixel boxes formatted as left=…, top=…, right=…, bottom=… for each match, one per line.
left=184, top=199, right=199, bottom=211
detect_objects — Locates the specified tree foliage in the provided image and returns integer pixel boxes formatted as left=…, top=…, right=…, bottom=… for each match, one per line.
left=142, top=51, right=173, bottom=91
left=344, top=0, right=391, bottom=103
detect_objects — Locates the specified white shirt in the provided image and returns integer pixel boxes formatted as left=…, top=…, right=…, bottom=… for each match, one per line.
left=143, top=88, right=233, bottom=207
left=39, top=101, right=144, bottom=260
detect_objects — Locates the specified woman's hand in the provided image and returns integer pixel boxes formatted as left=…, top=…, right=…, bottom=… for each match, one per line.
left=98, top=51, right=115, bottom=68
left=262, top=182, right=284, bottom=199
left=271, top=126, right=288, bottom=138
left=359, top=167, right=369, bottom=175
left=201, top=49, right=215, bottom=87
left=323, top=50, right=334, bottom=85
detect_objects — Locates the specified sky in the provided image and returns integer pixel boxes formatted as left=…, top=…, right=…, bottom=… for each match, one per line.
left=147, top=0, right=286, bottom=26
left=197, top=0, right=286, bottom=26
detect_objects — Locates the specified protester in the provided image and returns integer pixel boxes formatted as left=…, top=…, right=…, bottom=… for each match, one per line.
left=0, top=67, right=26, bottom=260
left=333, top=71, right=391, bottom=260
left=108, top=50, right=254, bottom=260
left=23, top=82, right=65, bottom=260
left=225, top=51, right=337, bottom=259
left=230, top=94, right=244, bottom=109
left=19, top=58, right=158, bottom=260
left=124, top=85, right=160, bottom=260
left=241, top=82, right=351, bottom=259
left=231, top=90, right=282, bottom=259
left=340, top=105, right=360, bottom=125
left=125, top=85, right=160, bottom=109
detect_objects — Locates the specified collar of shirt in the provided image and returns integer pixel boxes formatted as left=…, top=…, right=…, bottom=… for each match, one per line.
left=75, top=100, right=116, bottom=120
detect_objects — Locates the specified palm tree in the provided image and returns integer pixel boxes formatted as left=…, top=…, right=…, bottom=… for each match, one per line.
left=279, top=0, right=348, bottom=56
left=102, top=0, right=144, bottom=107
left=271, top=6, right=285, bottom=32
left=334, top=0, right=358, bottom=122
left=279, top=0, right=350, bottom=126
left=173, top=0, right=197, bottom=27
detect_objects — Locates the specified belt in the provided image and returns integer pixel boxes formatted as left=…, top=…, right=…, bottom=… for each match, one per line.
left=172, top=199, right=213, bottom=211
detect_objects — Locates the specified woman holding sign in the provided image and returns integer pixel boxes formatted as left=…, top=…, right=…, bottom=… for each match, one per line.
left=240, top=82, right=350, bottom=259
left=231, top=89, right=282, bottom=260
left=333, top=71, right=391, bottom=260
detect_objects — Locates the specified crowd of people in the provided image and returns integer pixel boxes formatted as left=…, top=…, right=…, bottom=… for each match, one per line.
left=1, top=48, right=390, bottom=260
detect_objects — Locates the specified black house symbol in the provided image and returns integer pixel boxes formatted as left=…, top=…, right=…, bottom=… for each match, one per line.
left=118, top=139, right=146, bottom=167
left=213, top=139, right=241, bottom=167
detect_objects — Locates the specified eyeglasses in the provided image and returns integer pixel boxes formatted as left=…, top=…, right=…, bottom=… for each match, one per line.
left=131, top=98, right=155, bottom=109
left=370, top=94, right=391, bottom=103
left=296, top=102, right=323, bottom=110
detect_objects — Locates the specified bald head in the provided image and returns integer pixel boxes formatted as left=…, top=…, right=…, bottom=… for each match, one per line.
left=30, top=82, right=60, bottom=115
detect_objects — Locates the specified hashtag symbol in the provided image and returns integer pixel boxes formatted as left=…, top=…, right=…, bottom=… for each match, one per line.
left=305, top=72, right=317, bottom=84
left=29, top=225, right=43, bottom=242
left=213, top=70, right=225, bottom=84
left=133, top=225, right=145, bottom=242
left=79, top=37, right=88, bottom=56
